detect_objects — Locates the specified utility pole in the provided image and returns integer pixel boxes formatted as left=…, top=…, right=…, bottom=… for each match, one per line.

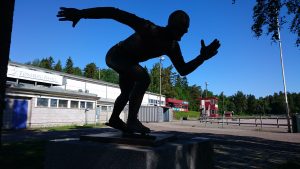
left=98, top=68, right=101, bottom=80
left=205, top=82, right=208, bottom=98
left=159, top=56, right=164, bottom=106
left=277, top=16, right=291, bottom=133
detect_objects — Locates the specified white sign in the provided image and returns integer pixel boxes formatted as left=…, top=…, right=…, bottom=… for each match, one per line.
left=7, top=65, right=63, bottom=85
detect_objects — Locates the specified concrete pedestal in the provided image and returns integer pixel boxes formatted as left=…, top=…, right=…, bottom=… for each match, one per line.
left=45, top=135, right=213, bottom=169
left=80, top=132, right=176, bottom=146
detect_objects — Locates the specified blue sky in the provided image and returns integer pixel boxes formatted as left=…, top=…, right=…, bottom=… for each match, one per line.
left=10, top=0, right=300, bottom=98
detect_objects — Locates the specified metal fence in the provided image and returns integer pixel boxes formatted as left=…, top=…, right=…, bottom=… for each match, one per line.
left=199, top=116, right=290, bottom=128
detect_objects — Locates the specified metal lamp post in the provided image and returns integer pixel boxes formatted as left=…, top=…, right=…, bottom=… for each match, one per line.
left=277, top=17, right=291, bottom=133
left=159, top=56, right=165, bottom=106
left=205, top=82, right=209, bottom=98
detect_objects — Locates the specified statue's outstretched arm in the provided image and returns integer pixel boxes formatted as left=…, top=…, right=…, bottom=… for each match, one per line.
left=57, top=7, right=151, bottom=32
left=168, top=39, right=220, bottom=76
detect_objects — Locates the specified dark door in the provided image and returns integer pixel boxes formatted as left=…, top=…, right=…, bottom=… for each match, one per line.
left=13, top=99, right=28, bottom=129
left=163, top=108, right=169, bottom=122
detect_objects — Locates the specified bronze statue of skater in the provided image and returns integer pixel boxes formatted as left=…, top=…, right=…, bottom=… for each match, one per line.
left=57, top=7, right=220, bottom=134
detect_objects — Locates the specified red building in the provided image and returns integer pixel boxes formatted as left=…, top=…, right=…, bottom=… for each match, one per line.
left=166, top=98, right=189, bottom=112
left=199, top=97, right=219, bottom=117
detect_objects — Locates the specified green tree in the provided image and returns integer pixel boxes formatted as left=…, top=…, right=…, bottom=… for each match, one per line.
left=187, top=85, right=202, bottom=111
left=64, top=56, right=74, bottom=74
left=218, top=92, right=227, bottom=114
left=292, top=93, right=300, bottom=114
left=227, top=96, right=237, bottom=113
left=161, top=65, right=176, bottom=98
left=234, top=0, right=300, bottom=46
left=54, top=60, right=62, bottom=72
left=270, top=92, right=286, bottom=114
left=84, top=63, right=97, bottom=79
left=73, top=67, right=83, bottom=76
left=233, top=91, right=247, bottom=115
left=100, top=68, right=119, bottom=84
left=149, top=63, right=160, bottom=93
left=39, top=56, right=54, bottom=70
left=247, top=94, right=257, bottom=114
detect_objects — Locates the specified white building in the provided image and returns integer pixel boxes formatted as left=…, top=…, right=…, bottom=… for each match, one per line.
left=4, top=62, right=167, bottom=129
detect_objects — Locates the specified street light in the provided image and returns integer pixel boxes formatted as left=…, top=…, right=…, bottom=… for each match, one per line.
left=98, top=67, right=101, bottom=80
left=159, top=56, right=165, bottom=106
left=205, top=82, right=209, bottom=98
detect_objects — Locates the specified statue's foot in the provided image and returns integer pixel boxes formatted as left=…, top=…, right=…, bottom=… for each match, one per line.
left=105, top=118, right=127, bottom=132
left=127, top=120, right=150, bottom=134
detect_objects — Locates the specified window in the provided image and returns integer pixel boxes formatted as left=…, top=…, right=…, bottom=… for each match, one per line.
left=37, top=98, right=49, bottom=107
left=58, top=99, right=68, bottom=108
left=108, top=106, right=113, bottom=112
left=86, top=102, right=94, bottom=109
left=101, top=106, right=107, bottom=112
left=80, top=101, right=86, bottom=109
left=71, top=101, right=79, bottom=108
left=50, top=99, right=58, bottom=108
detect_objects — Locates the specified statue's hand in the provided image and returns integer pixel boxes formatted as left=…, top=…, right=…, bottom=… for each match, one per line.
left=57, top=7, right=81, bottom=27
left=200, top=39, right=220, bottom=61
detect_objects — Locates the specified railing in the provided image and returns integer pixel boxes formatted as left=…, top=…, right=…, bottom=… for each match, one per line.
left=199, top=116, right=290, bottom=128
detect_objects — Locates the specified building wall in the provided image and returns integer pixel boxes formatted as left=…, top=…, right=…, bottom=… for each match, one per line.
left=65, top=79, right=85, bottom=91
left=143, top=93, right=165, bottom=106
left=5, top=63, right=168, bottom=129
left=107, top=86, right=121, bottom=100
left=86, top=82, right=107, bottom=97
left=29, top=98, right=96, bottom=127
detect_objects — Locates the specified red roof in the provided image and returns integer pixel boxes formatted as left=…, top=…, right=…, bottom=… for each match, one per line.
left=166, top=98, right=186, bottom=104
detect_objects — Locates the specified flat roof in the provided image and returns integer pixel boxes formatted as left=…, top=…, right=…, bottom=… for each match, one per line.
left=8, top=61, right=165, bottom=97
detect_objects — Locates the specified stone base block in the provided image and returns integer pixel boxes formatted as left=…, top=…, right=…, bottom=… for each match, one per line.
left=45, top=136, right=213, bottom=169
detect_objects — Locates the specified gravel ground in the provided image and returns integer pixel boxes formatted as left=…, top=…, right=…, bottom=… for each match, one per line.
left=2, top=121, right=300, bottom=169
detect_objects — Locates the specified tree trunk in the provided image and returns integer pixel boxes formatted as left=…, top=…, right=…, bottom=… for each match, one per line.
left=0, top=0, right=15, bottom=147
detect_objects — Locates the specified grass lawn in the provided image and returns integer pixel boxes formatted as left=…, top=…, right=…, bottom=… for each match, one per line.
left=0, top=124, right=104, bottom=169
left=37, top=123, right=104, bottom=132
left=173, top=111, right=201, bottom=120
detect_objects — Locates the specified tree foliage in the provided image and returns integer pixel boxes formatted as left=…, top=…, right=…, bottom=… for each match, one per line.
left=83, top=62, right=97, bottom=79
left=64, top=56, right=74, bottom=74
left=234, top=0, right=300, bottom=46
left=73, top=67, right=83, bottom=76
left=54, top=60, right=62, bottom=72
left=99, top=68, right=119, bottom=84
left=23, top=57, right=300, bottom=114
left=217, top=91, right=300, bottom=116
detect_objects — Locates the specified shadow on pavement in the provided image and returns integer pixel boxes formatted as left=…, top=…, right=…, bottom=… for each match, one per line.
left=2, top=127, right=300, bottom=169
left=159, top=130, right=300, bottom=169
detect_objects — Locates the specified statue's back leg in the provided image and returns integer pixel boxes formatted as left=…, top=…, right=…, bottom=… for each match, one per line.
left=106, top=73, right=134, bottom=132
left=126, top=64, right=151, bottom=134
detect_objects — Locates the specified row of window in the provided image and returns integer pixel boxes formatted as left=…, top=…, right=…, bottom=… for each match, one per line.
left=100, top=105, right=113, bottom=112
left=36, top=98, right=94, bottom=109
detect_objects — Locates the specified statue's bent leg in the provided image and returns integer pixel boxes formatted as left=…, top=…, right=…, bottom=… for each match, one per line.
left=105, top=46, right=135, bottom=132
left=126, top=65, right=151, bottom=133
left=107, top=74, right=134, bottom=131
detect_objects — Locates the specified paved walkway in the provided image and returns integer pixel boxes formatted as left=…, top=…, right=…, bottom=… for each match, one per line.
left=146, top=120, right=300, bottom=143
left=2, top=121, right=300, bottom=169
left=145, top=121, right=300, bottom=169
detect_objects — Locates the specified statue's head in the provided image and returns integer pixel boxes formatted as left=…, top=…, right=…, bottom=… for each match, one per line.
left=167, top=10, right=190, bottom=41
